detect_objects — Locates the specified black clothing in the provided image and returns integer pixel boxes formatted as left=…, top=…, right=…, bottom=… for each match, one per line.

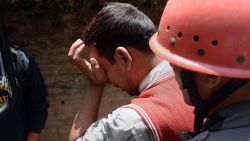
left=0, top=45, right=48, bottom=141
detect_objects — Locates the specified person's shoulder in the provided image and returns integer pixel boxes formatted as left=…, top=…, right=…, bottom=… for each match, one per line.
left=82, top=107, right=151, bottom=141
left=106, top=107, right=143, bottom=123
left=10, top=45, right=30, bottom=56
left=99, top=107, right=146, bottom=129
left=185, top=131, right=210, bottom=141
left=207, top=126, right=250, bottom=141
left=9, top=45, right=33, bottom=72
left=10, top=44, right=33, bottom=63
left=187, top=126, right=250, bottom=141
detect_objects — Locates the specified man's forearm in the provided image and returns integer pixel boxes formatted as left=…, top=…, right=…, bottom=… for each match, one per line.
left=69, top=84, right=104, bottom=141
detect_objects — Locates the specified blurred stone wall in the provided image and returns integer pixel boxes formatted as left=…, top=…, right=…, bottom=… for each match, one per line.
left=3, top=0, right=168, bottom=140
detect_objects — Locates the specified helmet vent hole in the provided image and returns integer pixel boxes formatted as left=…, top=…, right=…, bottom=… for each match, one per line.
left=236, top=56, right=246, bottom=64
left=178, top=32, right=183, bottom=38
left=193, top=35, right=199, bottom=42
left=166, top=26, right=170, bottom=31
left=212, top=40, right=218, bottom=46
left=198, top=48, right=205, bottom=56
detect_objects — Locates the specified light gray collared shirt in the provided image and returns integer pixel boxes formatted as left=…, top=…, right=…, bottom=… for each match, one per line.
left=77, top=61, right=173, bottom=141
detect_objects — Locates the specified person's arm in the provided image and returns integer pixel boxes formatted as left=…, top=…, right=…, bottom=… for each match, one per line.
left=26, top=132, right=41, bottom=141
left=75, top=108, right=154, bottom=141
left=18, top=48, right=48, bottom=140
left=69, top=84, right=104, bottom=141
left=68, top=39, right=107, bottom=141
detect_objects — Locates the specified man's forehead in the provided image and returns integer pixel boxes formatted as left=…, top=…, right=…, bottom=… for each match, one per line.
left=88, top=45, right=109, bottom=68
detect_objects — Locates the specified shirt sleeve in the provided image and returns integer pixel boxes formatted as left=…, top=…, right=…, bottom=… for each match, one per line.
left=76, top=108, right=153, bottom=141
left=19, top=48, right=49, bottom=133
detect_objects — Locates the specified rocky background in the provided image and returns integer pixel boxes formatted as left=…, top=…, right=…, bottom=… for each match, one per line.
left=1, top=0, right=167, bottom=140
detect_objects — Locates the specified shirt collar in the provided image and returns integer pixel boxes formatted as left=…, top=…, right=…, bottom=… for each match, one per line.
left=139, top=61, right=174, bottom=93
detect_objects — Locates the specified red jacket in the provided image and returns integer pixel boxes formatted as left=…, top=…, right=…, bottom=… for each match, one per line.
left=125, top=76, right=194, bottom=141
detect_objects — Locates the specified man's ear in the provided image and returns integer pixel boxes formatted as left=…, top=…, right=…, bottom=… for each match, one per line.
left=114, top=47, right=132, bottom=71
left=205, top=75, right=222, bottom=89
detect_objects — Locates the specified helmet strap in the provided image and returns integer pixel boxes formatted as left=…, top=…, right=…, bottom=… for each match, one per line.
left=180, top=70, right=248, bottom=131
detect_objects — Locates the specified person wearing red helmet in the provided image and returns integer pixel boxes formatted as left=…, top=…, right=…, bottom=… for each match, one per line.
left=150, top=0, right=250, bottom=140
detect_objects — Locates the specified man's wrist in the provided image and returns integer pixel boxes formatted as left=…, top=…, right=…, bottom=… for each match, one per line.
left=26, top=131, right=40, bottom=141
left=88, top=83, right=105, bottom=95
left=88, top=81, right=105, bottom=88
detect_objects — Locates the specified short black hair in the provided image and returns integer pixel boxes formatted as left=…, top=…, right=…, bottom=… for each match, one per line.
left=84, top=2, right=156, bottom=62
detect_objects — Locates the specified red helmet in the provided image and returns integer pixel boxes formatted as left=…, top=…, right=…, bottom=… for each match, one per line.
left=150, top=0, right=250, bottom=78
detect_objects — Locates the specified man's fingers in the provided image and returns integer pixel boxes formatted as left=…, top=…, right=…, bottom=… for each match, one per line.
left=75, top=58, right=91, bottom=74
left=72, top=44, right=85, bottom=60
left=90, top=58, right=107, bottom=82
left=68, top=40, right=91, bottom=74
left=90, top=58, right=100, bottom=70
left=68, top=40, right=107, bottom=84
left=68, top=39, right=84, bottom=58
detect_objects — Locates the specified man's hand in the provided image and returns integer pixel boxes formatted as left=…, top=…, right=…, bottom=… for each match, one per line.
left=68, top=39, right=107, bottom=86
left=26, top=132, right=40, bottom=141
left=68, top=40, right=108, bottom=141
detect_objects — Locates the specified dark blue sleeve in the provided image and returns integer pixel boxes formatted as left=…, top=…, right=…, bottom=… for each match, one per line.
left=19, top=48, right=49, bottom=133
